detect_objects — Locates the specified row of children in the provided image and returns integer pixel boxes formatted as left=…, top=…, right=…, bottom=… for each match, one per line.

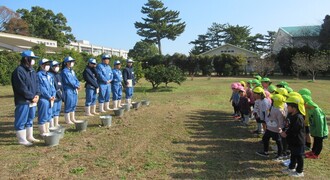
left=11, top=50, right=135, bottom=146
left=229, top=75, right=328, bottom=177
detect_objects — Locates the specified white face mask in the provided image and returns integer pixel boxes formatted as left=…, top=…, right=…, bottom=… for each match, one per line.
left=30, top=59, right=35, bottom=66
left=54, top=66, right=60, bottom=72
left=44, top=65, right=50, bottom=72
left=70, top=62, right=75, bottom=68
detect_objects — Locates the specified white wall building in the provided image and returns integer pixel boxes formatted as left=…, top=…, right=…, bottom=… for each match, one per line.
left=272, top=25, right=321, bottom=54
left=201, top=43, right=259, bottom=73
left=0, top=32, right=58, bottom=53
left=66, top=40, right=128, bottom=59
left=0, top=32, right=128, bottom=59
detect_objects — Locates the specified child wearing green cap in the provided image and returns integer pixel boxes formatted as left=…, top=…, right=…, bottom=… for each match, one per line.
left=303, top=95, right=329, bottom=159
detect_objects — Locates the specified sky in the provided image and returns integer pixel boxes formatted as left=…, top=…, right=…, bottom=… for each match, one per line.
left=2, top=0, right=330, bottom=55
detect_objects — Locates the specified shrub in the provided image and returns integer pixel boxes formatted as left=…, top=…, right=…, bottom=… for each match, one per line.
left=144, top=64, right=186, bottom=89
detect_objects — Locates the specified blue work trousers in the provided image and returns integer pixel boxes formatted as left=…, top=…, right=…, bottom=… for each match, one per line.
left=63, top=88, right=78, bottom=113
left=112, top=83, right=122, bottom=100
left=125, top=87, right=134, bottom=99
left=14, top=103, right=36, bottom=130
left=38, top=98, right=52, bottom=125
left=98, top=84, right=111, bottom=103
left=85, top=88, right=97, bottom=106
left=52, top=100, right=62, bottom=117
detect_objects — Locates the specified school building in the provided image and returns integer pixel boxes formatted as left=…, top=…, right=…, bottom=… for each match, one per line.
left=0, top=32, right=128, bottom=59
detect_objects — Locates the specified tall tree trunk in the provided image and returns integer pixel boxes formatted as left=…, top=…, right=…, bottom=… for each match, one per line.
left=157, top=37, right=162, bottom=55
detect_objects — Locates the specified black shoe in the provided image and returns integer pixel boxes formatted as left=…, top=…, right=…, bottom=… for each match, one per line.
left=256, top=151, right=269, bottom=157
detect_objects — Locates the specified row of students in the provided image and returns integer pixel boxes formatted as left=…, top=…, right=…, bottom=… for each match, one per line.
left=11, top=50, right=135, bottom=146
left=229, top=77, right=328, bottom=177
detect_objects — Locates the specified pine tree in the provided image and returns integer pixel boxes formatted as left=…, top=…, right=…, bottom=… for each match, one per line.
left=134, top=0, right=186, bottom=55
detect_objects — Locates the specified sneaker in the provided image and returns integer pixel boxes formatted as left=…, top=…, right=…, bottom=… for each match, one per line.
left=282, top=168, right=295, bottom=174
left=273, top=155, right=284, bottom=162
left=282, top=159, right=290, bottom=167
left=282, top=152, right=290, bottom=159
left=305, top=151, right=314, bottom=157
left=289, top=171, right=304, bottom=177
left=306, top=154, right=319, bottom=159
left=256, top=151, right=269, bottom=157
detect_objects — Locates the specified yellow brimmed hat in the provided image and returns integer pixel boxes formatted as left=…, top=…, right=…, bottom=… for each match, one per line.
left=286, top=95, right=305, bottom=116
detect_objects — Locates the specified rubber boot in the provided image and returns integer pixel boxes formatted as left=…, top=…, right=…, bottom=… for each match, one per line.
left=127, top=99, right=132, bottom=107
left=104, top=102, right=111, bottom=111
left=92, top=105, right=99, bottom=115
left=16, top=129, right=33, bottom=146
left=45, top=122, right=50, bottom=133
left=113, top=100, right=118, bottom=109
left=99, top=103, right=106, bottom=113
left=26, top=127, right=40, bottom=142
left=49, top=118, right=55, bottom=128
left=54, top=116, right=60, bottom=127
left=118, top=100, right=122, bottom=108
left=85, top=106, right=94, bottom=116
left=65, top=113, right=74, bottom=124
left=38, top=124, right=47, bottom=136
left=70, top=112, right=77, bottom=123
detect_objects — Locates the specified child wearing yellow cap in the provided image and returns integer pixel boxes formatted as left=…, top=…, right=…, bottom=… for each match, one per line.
left=256, top=94, right=286, bottom=159
left=281, top=96, right=305, bottom=177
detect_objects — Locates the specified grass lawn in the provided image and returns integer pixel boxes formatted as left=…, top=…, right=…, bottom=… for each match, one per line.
left=0, top=77, right=329, bottom=179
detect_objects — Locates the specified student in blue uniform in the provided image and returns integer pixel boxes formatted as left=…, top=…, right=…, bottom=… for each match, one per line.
left=49, top=60, right=63, bottom=127
left=83, top=58, right=99, bottom=116
left=11, top=50, right=40, bottom=146
left=112, top=60, right=123, bottom=108
left=37, top=58, right=56, bottom=135
left=96, top=54, right=113, bottom=112
left=61, top=56, right=80, bottom=124
left=122, top=59, right=135, bottom=105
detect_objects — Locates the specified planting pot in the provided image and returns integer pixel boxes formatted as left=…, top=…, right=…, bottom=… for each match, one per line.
left=43, top=132, right=60, bottom=147
left=100, top=115, right=112, bottom=127
left=49, top=126, right=65, bottom=139
left=132, top=101, right=141, bottom=109
left=113, top=108, right=124, bottom=116
left=122, top=103, right=130, bottom=111
left=141, top=100, right=150, bottom=106
left=75, top=120, right=88, bottom=131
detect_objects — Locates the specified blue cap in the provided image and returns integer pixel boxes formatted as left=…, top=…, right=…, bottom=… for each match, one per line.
left=21, top=50, right=39, bottom=58
left=64, top=56, right=75, bottom=63
left=39, top=58, right=51, bottom=65
left=102, top=54, right=111, bottom=59
left=114, top=60, right=121, bottom=65
left=127, top=59, right=134, bottom=63
left=51, top=60, right=60, bottom=67
left=88, top=58, right=97, bottom=64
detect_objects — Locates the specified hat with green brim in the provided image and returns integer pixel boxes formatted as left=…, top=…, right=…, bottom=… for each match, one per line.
left=268, top=85, right=277, bottom=93
left=298, top=88, right=312, bottom=96
left=276, top=81, right=289, bottom=88
left=261, top=77, right=271, bottom=82
left=254, top=75, right=262, bottom=81
left=301, top=95, right=318, bottom=108
left=285, top=86, right=293, bottom=93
